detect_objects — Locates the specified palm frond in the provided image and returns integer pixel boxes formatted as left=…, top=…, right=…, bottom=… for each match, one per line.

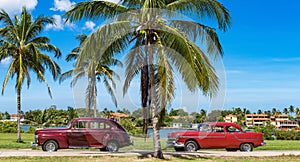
left=103, top=77, right=118, bottom=108
left=64, top=1, right=131, bottom=22
left=123, top=45, right=145, bottom=96
left=166, top=0, right=231, bottom=31
left=59, top=70, right=75, bottom=84
left=170, top=20, right=223, bottom=56
left=77, top=20, right=132, bottom=69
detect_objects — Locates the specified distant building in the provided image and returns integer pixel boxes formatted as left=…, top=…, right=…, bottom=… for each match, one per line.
left=245, top=114, right=299, bottom=130
left=224, top=114, right=237, bottom=123
left=10, top=114, right=24, bottom=122
left=270, top=114, right=299, bottom=130
left=245, top=114, right=269, bottom=127
left=110, top=112, right=129, bottom=122
left=172, top=123, right=183, bottom=128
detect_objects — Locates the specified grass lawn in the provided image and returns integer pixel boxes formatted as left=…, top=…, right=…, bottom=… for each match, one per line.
left=0, top=155, right=300, bottom=162
left=1, top=133, right=300, bottom=151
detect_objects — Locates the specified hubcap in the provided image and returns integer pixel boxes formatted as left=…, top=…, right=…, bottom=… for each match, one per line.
left=46, top=143, right=55, bottom=152
left=243, top=144, right=251, bottom=152
left=186, top=143, right=196, bottom=152
left=107, top=142, right=118, bottom=152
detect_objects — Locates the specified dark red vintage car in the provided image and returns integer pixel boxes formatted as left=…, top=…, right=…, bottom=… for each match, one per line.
left=167, top=122, right=265, bottom=152
left=31, top=118, right=133, bottom=152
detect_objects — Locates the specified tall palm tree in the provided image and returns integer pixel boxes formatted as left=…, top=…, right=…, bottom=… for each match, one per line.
left=0, top=7, right=61, bottom=142
left=289, top=105, right=295, bottom=117
left=295, top=107, right=300, bottom=119
left=65, top=0, right=230, bottom=158
left=60, top=34, right=122, bottom=117
left=283, top=108, right=289, bottom=115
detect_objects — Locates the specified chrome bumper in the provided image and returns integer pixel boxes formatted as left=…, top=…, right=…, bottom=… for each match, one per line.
left=30, top=142, right=38, bottom=147
left=166, top=140, right=184, bottom=148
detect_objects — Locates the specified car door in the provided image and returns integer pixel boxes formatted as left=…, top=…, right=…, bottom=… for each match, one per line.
left=205, top=125, right=226, bottom=148
left=88, top=120, right=110, bottom=147
left=225, top=125, right=242, bottom=148
left=67, top=120, right=89, bottom=147
left=197, top=124, right=226, bottom=148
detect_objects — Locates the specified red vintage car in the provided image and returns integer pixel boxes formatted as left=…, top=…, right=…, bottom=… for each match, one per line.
left=167, top=122, right=265, bottom=152
left=31, top=118, right=133, bottom=152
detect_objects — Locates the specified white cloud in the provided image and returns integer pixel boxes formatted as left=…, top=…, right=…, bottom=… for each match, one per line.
left=0, top=57, right=11, bottom=65
left=83, top=21, right=96, bottom=31
left=50, top=0, right=76, bottom=12
left=272, top=57, right=300, bottom=62
left=0, top=0, right=38, bottom=14
left=226, top=70, right=244, bottom=74
left=45, top=14, right=76, bottom=31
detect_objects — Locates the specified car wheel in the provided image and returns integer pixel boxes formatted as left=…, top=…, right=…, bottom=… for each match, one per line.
left=240, top=143, right=253, bottom=152
left=42, top=140, right=58, bottom=152
left=174, top=147, right=185, bottom=152
left=226, top=148, right=238, bottom=152
left=184, top=141, right=198, bottom=152
left=106, top=141, right=119, bottom=152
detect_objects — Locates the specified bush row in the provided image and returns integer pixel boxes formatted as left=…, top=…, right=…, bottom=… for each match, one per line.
left=253, top=123, right=300, bottom=140
left=0, top=121, right=36, bottom=133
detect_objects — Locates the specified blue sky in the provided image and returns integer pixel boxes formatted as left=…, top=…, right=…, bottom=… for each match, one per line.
left=0, top=0, right=300, bottom=114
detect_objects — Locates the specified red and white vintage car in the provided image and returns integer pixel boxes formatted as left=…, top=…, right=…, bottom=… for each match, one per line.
left=167, top=122, right=265, bottom=152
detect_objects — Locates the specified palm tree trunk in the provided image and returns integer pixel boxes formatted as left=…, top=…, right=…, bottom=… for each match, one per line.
left=93, top=83, right=97, bottom=117
left=16, top=88, right=22, bottom=142
left=141, top=60, right=149, bottom=139
left=148, top=46, right=164, bottom=159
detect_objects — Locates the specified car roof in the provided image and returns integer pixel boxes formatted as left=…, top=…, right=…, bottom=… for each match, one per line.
left=73, top=117, right=110, bottom=120
left=201, top=122, right=241, bottom=128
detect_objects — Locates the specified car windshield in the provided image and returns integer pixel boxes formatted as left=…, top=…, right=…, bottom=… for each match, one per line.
left=197, top=124, right=211, bottom=132
left=66, top=119, right=73, bottom=128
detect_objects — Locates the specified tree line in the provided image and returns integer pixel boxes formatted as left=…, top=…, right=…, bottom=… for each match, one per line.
left=1, top=105, right=299, bottom=128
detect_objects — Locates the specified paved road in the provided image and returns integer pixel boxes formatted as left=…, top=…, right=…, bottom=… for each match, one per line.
left=0, top=149, right=300, bottom=157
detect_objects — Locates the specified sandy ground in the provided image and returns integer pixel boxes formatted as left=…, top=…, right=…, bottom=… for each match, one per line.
left=0, top=149, right=300, bottom=157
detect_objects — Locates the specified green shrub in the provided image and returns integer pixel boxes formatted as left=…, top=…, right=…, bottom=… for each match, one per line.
left=119, top=118, right=142, bottom=136
left=275, top=130, right=300, bottom=140
left=26, top=125, right=36, bottom=134
left=253, top=122, right=276, bottom=140
left=0, top=121, right=23, bottom=133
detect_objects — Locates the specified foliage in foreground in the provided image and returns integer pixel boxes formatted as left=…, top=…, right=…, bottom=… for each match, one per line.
left=1, top=133, right=300, bottom=151
left=0, top=155, right=300, bottom=162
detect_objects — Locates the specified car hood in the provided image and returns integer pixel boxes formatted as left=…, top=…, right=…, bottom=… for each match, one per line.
left=35, top=127, right=69, bottom=133
left=167, top=130, right=198, bottom=138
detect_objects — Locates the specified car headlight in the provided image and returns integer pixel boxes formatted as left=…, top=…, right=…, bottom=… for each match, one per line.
left=175, top=134, right=179, bottom=141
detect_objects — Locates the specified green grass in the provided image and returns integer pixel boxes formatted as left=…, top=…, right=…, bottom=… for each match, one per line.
left=255, top=140, right=300, bottom=150
left=1, top=133, right=300, bottom=151
left=0, top=133, right=34, bottom=149
left=0, top=155, right=300, bottom=162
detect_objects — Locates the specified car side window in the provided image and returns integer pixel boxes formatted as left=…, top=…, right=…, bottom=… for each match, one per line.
left=90, top=121, right=100, bottom=129
left=226, top=126, right=240, bottom=132
left=73, top=121, right=88, bottom=129
left=90, top=121, right=112, bottom=129
left=212, top=126, right=224, bottom=132
left=199, top=124, right=212, bottom=132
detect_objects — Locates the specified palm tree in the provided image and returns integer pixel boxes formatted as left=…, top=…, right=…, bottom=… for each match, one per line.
left=272, top=108, right=277, bottom=116
left=60, top=34, right=121, bottom=117
left=65, top=0, right=230, bottom=158
left=295, top=107, right=300, bottom=119
left=257, top=109, right=262, bottom=114
left=289, top=105, right=295, bottom=117
left=283, top=108, right=289, bottom=115
left=0, top=8, right=61, bottom=142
